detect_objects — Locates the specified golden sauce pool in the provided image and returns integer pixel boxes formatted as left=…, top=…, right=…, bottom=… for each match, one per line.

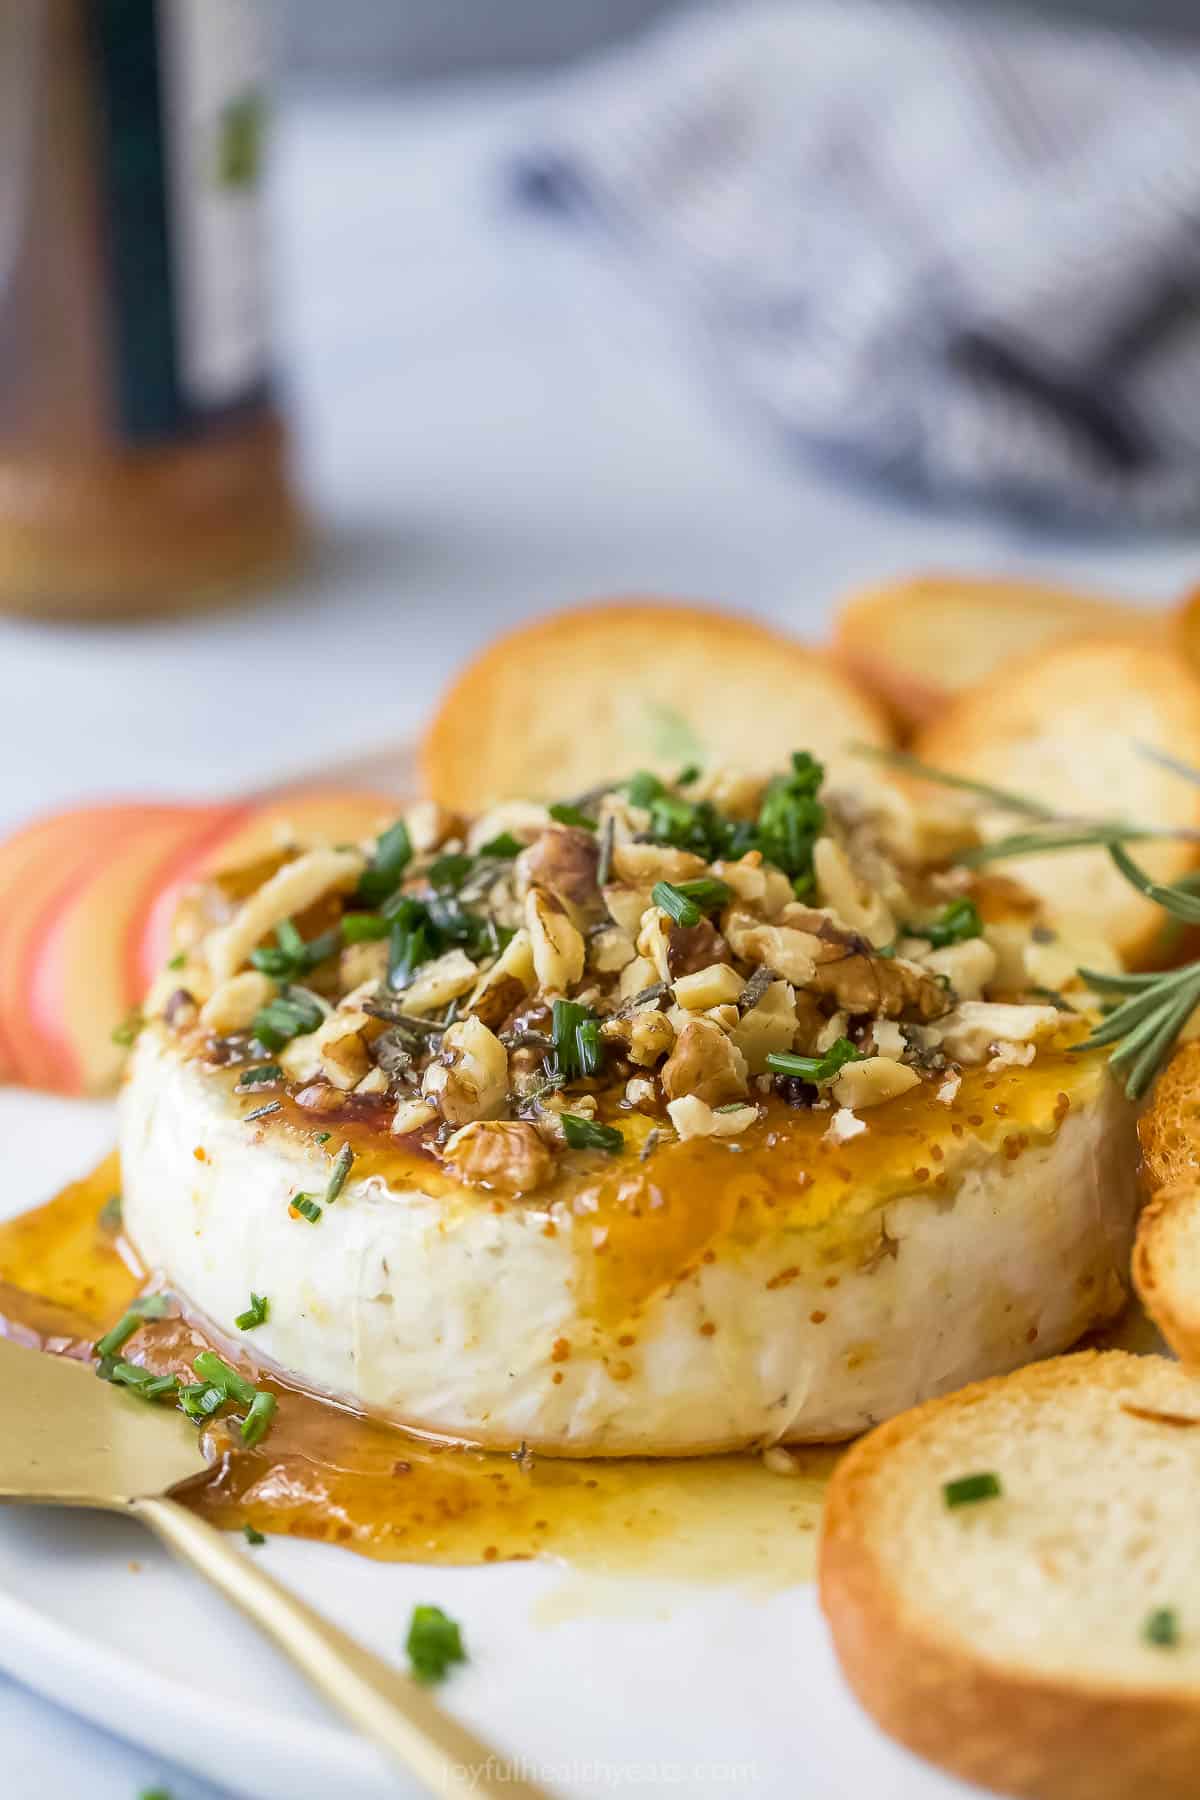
left=0, top=1156, right=834, bottom=1582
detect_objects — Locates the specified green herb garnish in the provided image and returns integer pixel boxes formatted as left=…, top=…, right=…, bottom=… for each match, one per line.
left=97, top=1360, right=179, bottom=1402
left=561, top=1114, right=624, bottom=1154
left=651, top=880, right=702, bottom=927
left=290, top=1194, right=322, bottom=1224
left=550, top=999, right=595, bottom=1082
left=548, top=803, right=597, bottom=831
left=243, top=1100, right=281, bottom=1122
left=916, top=897, right=983, bottom=948
left=356, top=819, right=412, bottom=907
left=765, top=1038, right=864, bottom=1085
left=251, top=990, right=324, bottom=1051
left=406, top=1603, right=467, bottom=1684
left=1144, top=1606, right=1180, bottom=1648
left=111, top=1009, right=145, bottom=1048
left=341, top=911, right=390, bottom=944
left=625, top=770, right=665, bottom=808
left=236, top=1063, right=282, bottom=1090
left=427, top=851, right=475, bottom=891
left=477, top=832, right=524, bottom=859
left=178, top=1381, right=226, bottom=1421
left=94, top=1293, right=172, bottom=1361
left=241, top=1390, right=277, bottom=1448
left=235, top=1293, right=269, bottom=1331
left=98, top=1192, right=123, bottom=1233
left=243, top=1523, right=266, bottom=1546
left=192, top=1352, right=258, bottom=1409
left=676, top=763, right=701, bottom=787
left=325, top=1142, right=354, bottom=1204
left=167, top=950, right=186, bottom=970
left=943, top=1472, right=1003, bottom=1509
left=250, top=919, right=340, bottom=979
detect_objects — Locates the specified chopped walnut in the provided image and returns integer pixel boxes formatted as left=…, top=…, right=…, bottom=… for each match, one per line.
left=525, top=887, right=586, bottom=991
left=661, top=1017, right=749, bottom=1108
left=441, top=1119, right=555, bottom=1194
left=422, top=1016, right=509, bottom=1125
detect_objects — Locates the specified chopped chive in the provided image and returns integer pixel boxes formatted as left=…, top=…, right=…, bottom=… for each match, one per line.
left=550, top=999, right=592, bottom=1081
left=575, top=1018, right=604, bottom=1079
left=243, top=1523, right=266, bottom=1546
left=943, top=1471, right=1003, bottom=1509
left=192, top=1352, right=258, bottom=1409
left=98, top=1360, right=179, bottom=1402
left=236, top=1063, right=282, bottom=1090
left=766, top=1038, right=865, bottom=1085
left=235, top=1292, right=269, bottom=1331
left=178, top=1381, right=225, bottom=1421
left=290, top=1194, right=322, bottom=1224
left=325, top=1143, right=354, bottom=1204
left=561, top=1114, right=624, bottom=1154
left=250, top=990, right=324, bottom=1051
left=477, top=832, right=524, bottom=859
left=913, top=897, right=983, bottom=948
left=341, top=911, right=390, bottom=944
left=111, top=1009, right=145, bottom=1048
left=314, top=1130, right=331, bottom=1144
left=624, top=770, right=665, bottom=808
left=1145, top=1607, right=1180, bottom=1648
left=426, top=852, right=474, bottom=891
left=167, top=950, right=186, bottom=970
left=357, top=819, right=412, bottom=907
left=651, top=880, right=702, bottom=927
left=241, top=1390, right=277, bottom=1448
left=94, top=1293, right=172, bottom=1361
left=406, top=1603, right=467, bottom=1684
left=548, top=803, right=597, bottom=831
left=243, top=1100, right=281, bottom=1122
left=675, top=763, right=701, bottom=787
left=674, top=877, right=732, bottom=914
left=98, top=1192, right=123, bottom=1233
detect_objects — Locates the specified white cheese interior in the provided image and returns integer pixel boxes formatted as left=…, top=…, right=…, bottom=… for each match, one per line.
left=119, top=1028, right=1141, bottom=1455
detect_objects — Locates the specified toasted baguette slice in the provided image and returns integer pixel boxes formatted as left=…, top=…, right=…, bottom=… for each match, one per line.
left=1139, top=1040, right=1200, bottom=1196
left=833, top=573, right=1154, bottom=733
left=821, top=1351, right=1200, bottom=1800
left=1135, top=1188, right=1200, bottom=1365
left=421, top=600, right=891, bottom=810
left=914, top=637, right=1200, bottom=966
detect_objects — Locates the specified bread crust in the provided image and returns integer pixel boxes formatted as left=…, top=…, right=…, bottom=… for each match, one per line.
left=820, top=1352, right=1200, bottom=1800
left=833, top=573, right=1150, bottom=735
left=1134, top=1186, right=1200, bottom=1365
left=1138, top=1040, right=1200, bottom=1196
left=914, top=635, right=1200, bottom=967
left=421, top=598, right=891, bottom=811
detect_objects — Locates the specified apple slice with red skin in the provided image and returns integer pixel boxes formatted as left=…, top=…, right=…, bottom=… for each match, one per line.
left=34, top=806, right=236, bottom=1096
left=0, top=805, right=182, bottom=1092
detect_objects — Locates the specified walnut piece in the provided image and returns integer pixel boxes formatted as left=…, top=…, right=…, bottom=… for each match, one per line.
left=441, top=1119, right=555, bottom=1195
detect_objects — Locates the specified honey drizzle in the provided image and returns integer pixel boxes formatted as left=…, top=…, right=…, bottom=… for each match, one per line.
left=0, top=1157, right=833, bottom=1581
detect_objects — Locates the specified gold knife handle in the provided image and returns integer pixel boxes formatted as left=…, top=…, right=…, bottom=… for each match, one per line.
left=132, top=1496, right=554, bottom=1800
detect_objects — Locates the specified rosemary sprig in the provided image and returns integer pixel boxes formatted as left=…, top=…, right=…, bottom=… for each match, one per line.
left=850, top=743, right=1200, bottom=1100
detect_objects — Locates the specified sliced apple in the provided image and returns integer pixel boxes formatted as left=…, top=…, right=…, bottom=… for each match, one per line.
left=33, top=806, right=235, bottom=1096
left=0, top=806, right=174, bottom=1092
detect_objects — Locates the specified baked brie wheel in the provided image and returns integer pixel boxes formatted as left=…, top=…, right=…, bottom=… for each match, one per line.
left=118, top=758, right=1140, bottom=1455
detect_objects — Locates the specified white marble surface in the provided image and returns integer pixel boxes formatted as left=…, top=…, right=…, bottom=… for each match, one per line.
left=3, top=75, right=1200, bottom=1799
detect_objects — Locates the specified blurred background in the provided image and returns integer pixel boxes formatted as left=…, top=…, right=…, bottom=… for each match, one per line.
left=281, top=0, right=1200, bottom=72
left=1, top=0, right=1199, bottom=819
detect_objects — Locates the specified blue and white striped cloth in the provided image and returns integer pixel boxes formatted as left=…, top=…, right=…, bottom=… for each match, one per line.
left=517, top=1, right=1200, bottom=525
